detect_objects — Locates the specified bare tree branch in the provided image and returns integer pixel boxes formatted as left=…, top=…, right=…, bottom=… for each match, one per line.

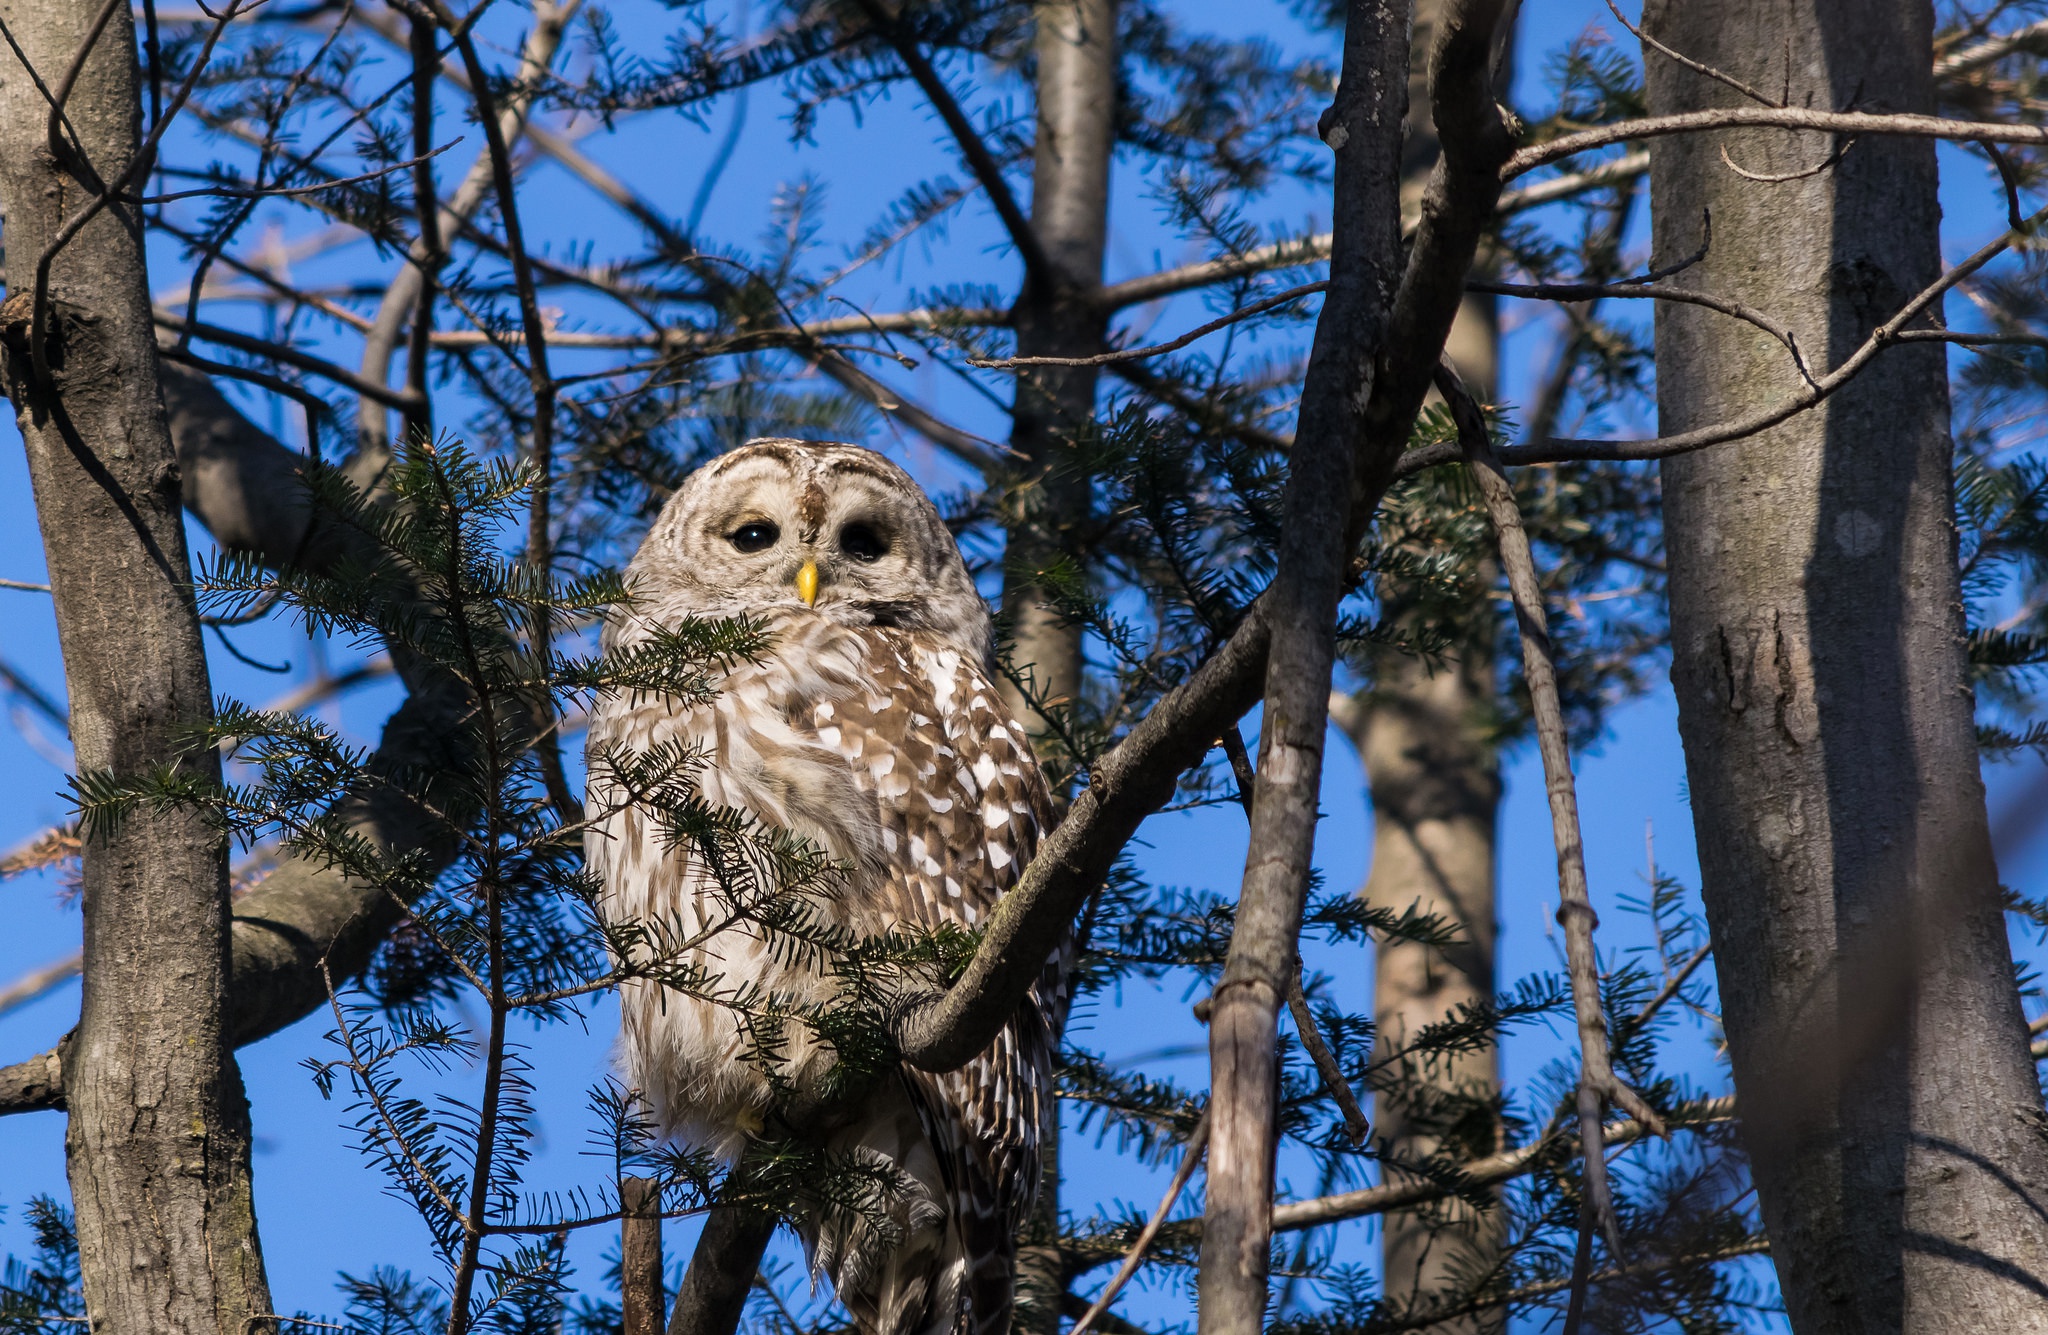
left=1505, top=105, right=2048, bottom=182
left=1438, top=359, right=1663, bottom=1267
left=1393, top=201, right=2046, bottom=476
left=0, top=953, right=79, bottom=1019
left=1198, top=1, right=1409, bottom=1325
left=850, top=0, right=1057, bottom=288
left=1935, top=17, right=2048, bottom=80
left=1069, top=1116, right=1210, bottom=1335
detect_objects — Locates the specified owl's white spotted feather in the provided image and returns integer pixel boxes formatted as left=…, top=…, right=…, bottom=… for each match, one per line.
left=586, top=440, right=1062, bottom=1335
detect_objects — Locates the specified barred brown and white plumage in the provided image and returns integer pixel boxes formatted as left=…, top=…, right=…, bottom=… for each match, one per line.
left=585, top=439, right=1063, bottom=1335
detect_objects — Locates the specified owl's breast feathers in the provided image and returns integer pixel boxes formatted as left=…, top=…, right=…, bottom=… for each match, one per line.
left=587, top=609, right=1060, bottom=1211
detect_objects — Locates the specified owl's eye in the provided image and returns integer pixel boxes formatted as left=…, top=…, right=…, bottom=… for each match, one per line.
left=729, top=521, right=780, bottom=553
left=839, top=522, right=888, bottom=563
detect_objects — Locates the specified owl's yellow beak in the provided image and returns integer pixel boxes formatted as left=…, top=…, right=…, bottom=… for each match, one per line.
left=794, top=559, right=820, bottom=607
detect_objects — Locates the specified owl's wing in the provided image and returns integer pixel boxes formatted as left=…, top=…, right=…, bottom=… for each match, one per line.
left=806, top=629, right=1059, bottom=1227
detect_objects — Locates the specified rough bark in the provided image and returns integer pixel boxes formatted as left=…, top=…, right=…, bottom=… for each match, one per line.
left=1643, top=2, right=2048, bottom=1330
left=0, top=3, right=272, bottom=1330
left=1195, top=4, right=1411, bottom=1332
left=665, top=1207, right=774, bottom=1335
left=622, top=1176, right=665, bottom=1335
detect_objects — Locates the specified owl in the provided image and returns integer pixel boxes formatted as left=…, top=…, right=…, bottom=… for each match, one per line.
left=584, top=439, right=1062, bottom=1335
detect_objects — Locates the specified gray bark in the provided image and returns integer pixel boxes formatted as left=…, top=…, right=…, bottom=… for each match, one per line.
left=0, top=3, right=272, bottom=1330
left=1346, top=0, right=1510, bottom=1314
left=1007, top=7, right=1117, bottom=1328
left=621, top=1176, right=665, bottom=1335
left=1196, top=3, right=1411, bottom=1331
left=1643, top=1, right=2048, bottom=1329
left=1348, top=644, right=1502, bottom=1325
left=997, top=0, right=1117, bottom=736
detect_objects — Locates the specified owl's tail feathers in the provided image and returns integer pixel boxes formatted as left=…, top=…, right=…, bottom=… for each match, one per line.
left=954, top=1191, right=1018, bottom=1335
left=828, top=1201, right=1003, bottom=1335
left=803, top=1099, right=962, bottom=1335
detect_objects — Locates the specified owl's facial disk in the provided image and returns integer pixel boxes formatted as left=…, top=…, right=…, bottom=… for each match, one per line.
left=705, top=470, right=917, bottom=612
left=645, top=442, right=988, bottom=652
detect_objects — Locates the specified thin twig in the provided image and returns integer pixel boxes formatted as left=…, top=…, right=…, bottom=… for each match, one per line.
left=850, top=0, right=1056, bottom=287
left=133, top=140, right=459, bottom=204
left=1505, top=105, right=2048, bottom=183
left=0, top=577, right=51, bottom=593
left=1286, top=974, right=1372, bottom=1144
left=1393, top=201, right=2048, bottom=477
left=1472, top=276, right=1814, bottom=386
left=1603, top=0, right=1779, bottom=107
left=404, top=11, right=444, bottom=448
left=1437, top=359, right=1664, bottom=1262
left=1069, top=1116, right=1210, bottom=1335
left=154, top=312, right=426, bottom=411
left=971, top=281, right=1329, bottom=369
left=422, top=0, right=578, bottom=811
left=1717, top=136, right=1855, bottom=183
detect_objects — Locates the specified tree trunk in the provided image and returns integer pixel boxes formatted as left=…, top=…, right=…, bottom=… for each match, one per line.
left=1197, top=2, right=1411, bottom=1331
left=1342, top=2, right=1507, bottom=1315
left=998, top=0, right=1116, bottom=736
left=1643, top=2, right=2048, bottom=1330
left=1007, top=5, right=1117, bottom=1329
left=0, top=3, right=272, bottom=1332
left=1346, top=643, right=1502, bottom=1326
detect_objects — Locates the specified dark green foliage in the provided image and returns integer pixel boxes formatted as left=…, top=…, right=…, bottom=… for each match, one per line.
left=0, top=1200, right=84, bottom=1334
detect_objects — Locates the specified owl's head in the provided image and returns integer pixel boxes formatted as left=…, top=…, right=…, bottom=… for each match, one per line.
left=624, top=438, right=992, bottom=657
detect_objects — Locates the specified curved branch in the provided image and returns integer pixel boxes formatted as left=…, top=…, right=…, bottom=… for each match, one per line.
left=849, top=0, right=1055, bottom=288
left=1505, top=106, right=2048, bottom=182
left=1394, top=201, right=2045, bottom=477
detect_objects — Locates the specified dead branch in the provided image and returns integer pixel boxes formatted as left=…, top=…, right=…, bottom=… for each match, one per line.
left=1437, top=359, right=1665, bottom=1263
left=1505, top=105, right=2048, bottom=182
left=1393, top=202, right=2048, bottom=477
left=1603, top=0, right=1778, bottom=107
left=1285, top=974, right=1372, bottom=1145
left=1061, top=1097, right=1736, bottom=1272
left=1472, top=275, right=1814, bottom=385
left=1068, top=1116, right=1210, bottom=1335
left=1935, top=17, right=2048, bottom=80
left=850, top=0, right=1057, bottom=289
left=0, top=824, right=78, bottom=878
left=0, top=953, right=79, bottom=1019
left=1197, top=1, right=1413, bottom=1326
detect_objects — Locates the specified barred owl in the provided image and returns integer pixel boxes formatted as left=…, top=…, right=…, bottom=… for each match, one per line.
left=585, top=439, right=1061, bottom=1335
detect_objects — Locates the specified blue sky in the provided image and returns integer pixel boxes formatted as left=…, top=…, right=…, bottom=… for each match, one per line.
left=0, top=2, right=2042, bottom=1329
